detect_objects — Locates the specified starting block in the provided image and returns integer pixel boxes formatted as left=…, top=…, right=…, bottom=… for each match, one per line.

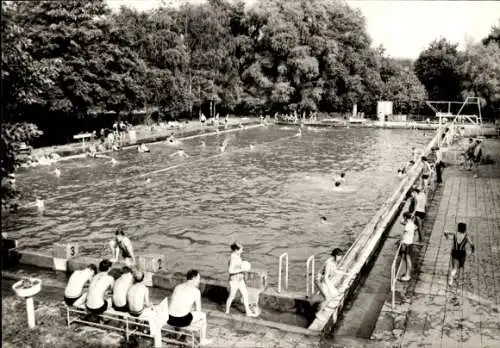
left=53, top=243, right=79, bottom=271
left=245, top=269, right=267, bottom=315
left=137, top=254, right=165, bottom=286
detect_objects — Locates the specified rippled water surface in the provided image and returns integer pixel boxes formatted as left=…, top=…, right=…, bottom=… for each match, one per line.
left=2, top=126, right=429, bottom=290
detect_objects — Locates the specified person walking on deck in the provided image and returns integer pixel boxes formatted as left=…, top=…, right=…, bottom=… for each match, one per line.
left=225, top=243, right=258, bottom=317
left=444, top=223, right=475, bottom=286
left=399, top=212, right=417, bottom=281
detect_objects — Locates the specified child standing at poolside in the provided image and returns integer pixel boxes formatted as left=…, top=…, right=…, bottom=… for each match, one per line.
left=444, top=222, right=475, bottom=286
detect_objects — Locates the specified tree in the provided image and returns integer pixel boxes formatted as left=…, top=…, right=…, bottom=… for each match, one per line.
left=1, top=3, right=49, bottom=209
left=460, top=42, right=500, bottom=119
left=482, top=20, right=500, bottom=46
left=380, top=58, right=427, bottom=114
left=11, top=0, right=146, bottom=120
left=414, top=39, right=464, bottom=101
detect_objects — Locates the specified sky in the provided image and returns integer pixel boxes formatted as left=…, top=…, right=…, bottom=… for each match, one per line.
left=105, top=0, right=500, bottom=59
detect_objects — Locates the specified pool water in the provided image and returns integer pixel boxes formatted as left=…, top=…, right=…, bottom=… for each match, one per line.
left=2, top=126, right=429, bottom=291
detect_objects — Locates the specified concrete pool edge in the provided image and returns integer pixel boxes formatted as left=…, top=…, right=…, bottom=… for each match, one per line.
left=3, top=248, right=320, bottom=332
left=0, top=270, right=321, bottom=338
left=307, top=128, right=446, bottom=334
left=41, top=120, right=261, bottom=159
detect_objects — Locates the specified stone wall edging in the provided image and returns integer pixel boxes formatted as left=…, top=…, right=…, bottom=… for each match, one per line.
left=7, top=249, right=317, bottom=320
left=308, top=127, right=444, bottom=333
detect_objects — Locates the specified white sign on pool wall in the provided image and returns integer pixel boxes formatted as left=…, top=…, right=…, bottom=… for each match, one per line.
left=377, top=101, right=393, bottom=121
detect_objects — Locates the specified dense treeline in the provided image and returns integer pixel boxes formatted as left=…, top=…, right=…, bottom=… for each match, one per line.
left=1, top=0, right=499, bottom=208
left=2, top=0, right=428, bottom=145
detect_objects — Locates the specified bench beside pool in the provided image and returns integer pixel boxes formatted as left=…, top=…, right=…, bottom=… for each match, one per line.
left=65, top=296, right=202, bottom=347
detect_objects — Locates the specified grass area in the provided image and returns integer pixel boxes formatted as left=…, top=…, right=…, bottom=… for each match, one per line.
left=1, top=295, right=154, bottom=348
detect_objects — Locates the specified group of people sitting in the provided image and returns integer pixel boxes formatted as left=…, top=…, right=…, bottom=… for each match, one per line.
left=63, top=233, right=270, bottom=345
left=64, top=261, right=213, bottom=346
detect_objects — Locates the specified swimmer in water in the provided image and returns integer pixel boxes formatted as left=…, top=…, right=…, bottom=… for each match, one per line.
left=35, top=197, right=45, bottom=212
left=145, top=178, right=151, bottom=184
left=320, top=216, right=328, bottom=224
left=332, top=181, right=355, bottom=193
left=167, top=135, right=179, bottom=145
left=170, top=149, right=189, bottom=158
left=111, top=158, right=118, bottom=165
left=220, top=137, right=231, bottom=153
left=337, top=173, right=346, bottom=183
left=249, top=144, right=255, bottom=150
left=137, top=144, right=150, bottom=153
left=295, top=128, right=302, bottom=137
left=200, top=141, right=206, bottom=148
left=54, top=168, right=61, bottom=177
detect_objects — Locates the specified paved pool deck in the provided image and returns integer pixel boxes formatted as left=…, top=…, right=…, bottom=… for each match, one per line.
left=371, top=138, right=500, bottom=348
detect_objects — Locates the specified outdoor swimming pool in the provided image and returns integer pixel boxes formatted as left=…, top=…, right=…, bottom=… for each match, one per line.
left=2, top=125, right=430, bottom=291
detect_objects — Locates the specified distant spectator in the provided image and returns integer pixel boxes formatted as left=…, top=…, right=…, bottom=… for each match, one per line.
left=465, top=138, right=476, bottom=170
left=412, top=188, right=426, bottom=241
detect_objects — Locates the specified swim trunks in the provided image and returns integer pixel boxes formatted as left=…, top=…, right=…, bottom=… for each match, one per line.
left=415, top=211, right=426, bottom=220
left=64, top=295, right=81, bottom=307
left=87, top=301, right=108, bottom=315
left=167, top=313, right=193, bottom=327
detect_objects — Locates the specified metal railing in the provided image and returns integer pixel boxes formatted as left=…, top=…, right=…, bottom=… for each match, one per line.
left=391, top=243, right=404, bottom=309
left=278, top=252, right=289, bottom=293
left=306, top=255, right=315, bottom=297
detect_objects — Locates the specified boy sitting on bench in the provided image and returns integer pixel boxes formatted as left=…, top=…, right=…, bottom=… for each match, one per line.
left=86, top=259, right=114, bottom=315
left=168, top=270, right=213, bottom=346
left=64, top=264, right=97, bottom=306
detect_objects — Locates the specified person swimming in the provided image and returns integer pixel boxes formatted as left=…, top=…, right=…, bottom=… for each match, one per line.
left=294, top=128, right=302, bottom=137
left=200, top=141, right=206, bottom=148
left=137, top=144, right=150, bottom=153
left=249, top=144, right=255, bottom=150
left=110, top=158, right=118, bottom=165
left=54, top=168, right=61, bottom=177
left=320, top=216, right=328, bottom=224
left=220, top=136, right=231, bottom=153
left=170, top=149, right=189, bottom=158
left=332, top=181, right=355, bottom=193
left=35, top=197, right=45, bottom=212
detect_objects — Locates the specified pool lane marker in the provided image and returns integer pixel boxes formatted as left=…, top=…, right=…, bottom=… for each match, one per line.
left=36, top=132, right=298, bottom=204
